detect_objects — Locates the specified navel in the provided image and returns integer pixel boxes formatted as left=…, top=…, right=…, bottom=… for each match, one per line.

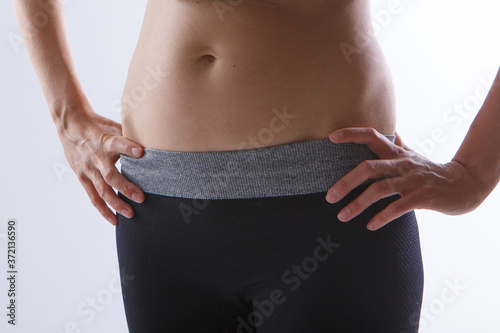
left=202, top=54, right=216, bottom=64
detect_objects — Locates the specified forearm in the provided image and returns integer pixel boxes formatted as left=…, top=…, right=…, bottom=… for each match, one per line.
left=12, top=0, right=92, bottom=134
left=452, top=67, right=500, bottom=198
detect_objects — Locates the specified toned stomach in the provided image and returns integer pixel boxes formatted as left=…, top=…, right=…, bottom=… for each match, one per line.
left=120, top=0, right=396, bottom=152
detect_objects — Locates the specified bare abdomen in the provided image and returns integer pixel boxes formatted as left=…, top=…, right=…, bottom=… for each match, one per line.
left=121, top=0, right=396, bottom=152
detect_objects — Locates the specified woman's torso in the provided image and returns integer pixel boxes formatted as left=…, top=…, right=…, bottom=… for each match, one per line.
left=121, top=0, right=396, bottom=152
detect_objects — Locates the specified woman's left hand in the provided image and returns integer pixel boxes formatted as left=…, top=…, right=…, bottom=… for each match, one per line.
left=325, top=127, right=485, bottom=231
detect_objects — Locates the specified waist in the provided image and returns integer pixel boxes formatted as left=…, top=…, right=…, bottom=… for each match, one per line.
left=119, top=135, right=396, bottom=200
left=121, top=1, right=396, bottom=152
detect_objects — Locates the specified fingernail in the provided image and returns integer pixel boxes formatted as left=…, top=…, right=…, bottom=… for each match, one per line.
left=108, top=217, right=115, bottom=225
left=330, top=131, right=343, bottom=140
left=121, top=208, right=133, bottom=218
left=132, top=192, right=141, bottom=202
left=132, top=147, right=142, bottom=157
left=327, top=189, right=339, bottom=202
left=338, top=208, right=350, bottom=221
left=367, top=221, right=376, bottom=230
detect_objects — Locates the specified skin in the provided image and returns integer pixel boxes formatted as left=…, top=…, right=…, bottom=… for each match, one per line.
left=326, top=69, right=500, bottom=230
left=12, top=0, right=500, bottom=228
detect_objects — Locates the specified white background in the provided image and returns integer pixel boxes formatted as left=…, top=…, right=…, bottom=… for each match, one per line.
left=1, top=0, right=499, bottom=332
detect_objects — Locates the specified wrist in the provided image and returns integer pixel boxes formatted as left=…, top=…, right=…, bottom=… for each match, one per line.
left=48, top=76, right=95, bottom=132
left=449, top=158, right=492, bottom=207
left=52, top=99, right=96, bottom=140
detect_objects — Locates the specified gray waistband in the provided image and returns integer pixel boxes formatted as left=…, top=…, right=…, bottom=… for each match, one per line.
left=119, top=135, right=395, bottom=199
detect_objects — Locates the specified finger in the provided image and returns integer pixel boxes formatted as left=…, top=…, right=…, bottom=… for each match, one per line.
left=78, top=174, right=119, bottom=226
left=87, top=168, right=135, bottom=219
left=337, top=176, right=406, bottom=221
left=98, top=161, right=145, bottom=203
left=366, top=192, right=421, bottom=231
left=102, top=134, right=144, bottom=158
left=329, top=127, right=403, bottom=159
left=394, top=130, right=410, bottom=150
left=326, top=159, right=400, bottom=203
left=394, top=130, right=403, bottom=148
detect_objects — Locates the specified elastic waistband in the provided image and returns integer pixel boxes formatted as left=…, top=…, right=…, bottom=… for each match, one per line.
left=119, top=135, right=395, bottom=199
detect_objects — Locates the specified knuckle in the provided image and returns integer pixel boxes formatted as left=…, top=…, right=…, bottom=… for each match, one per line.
left=361, top=160, right=376, bottom=173
left=108, top=193, right=123, bottom=208
left=411, top=171, right=426, bottom=183
left=118, top=183, right=129, bottom=197
left=122, top=183, right=135, bottom=197
left=388, top=201, right=402, bottom=214
left=119, top=182, right=129, bottom=195
left=348, top=200, right=360, bottom=213
left=82, top=161, right=94, bottom=174
left=335, top=179, right=348, bottom=193
left=394, top=147, right=407, bottom=157
left=106, top=135, right=118, bottom=149
left=385, top=178, right=400, bottom=192
left=94, top=182, right=106, bottom=198
left=397, top=159, right=416, bottom=173
left=96, top=135, right=111, bottom=155
left=399, top=189, right=411, bottom=198
left=99, top=133, right=111, bottom=146
left=373, top=181, right=388, bottom=195
left=101, top=167, right=115, bottom=183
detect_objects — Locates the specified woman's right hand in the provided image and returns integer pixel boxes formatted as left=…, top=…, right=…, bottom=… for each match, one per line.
left=12, top=0, right=145, bottom=226
left=56, top=107, right=145, bottom=226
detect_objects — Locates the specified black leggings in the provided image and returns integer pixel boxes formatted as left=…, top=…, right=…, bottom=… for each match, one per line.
left=116, top=186, right=423, bottom=332
left=115, top=137, right=424, bottom=332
